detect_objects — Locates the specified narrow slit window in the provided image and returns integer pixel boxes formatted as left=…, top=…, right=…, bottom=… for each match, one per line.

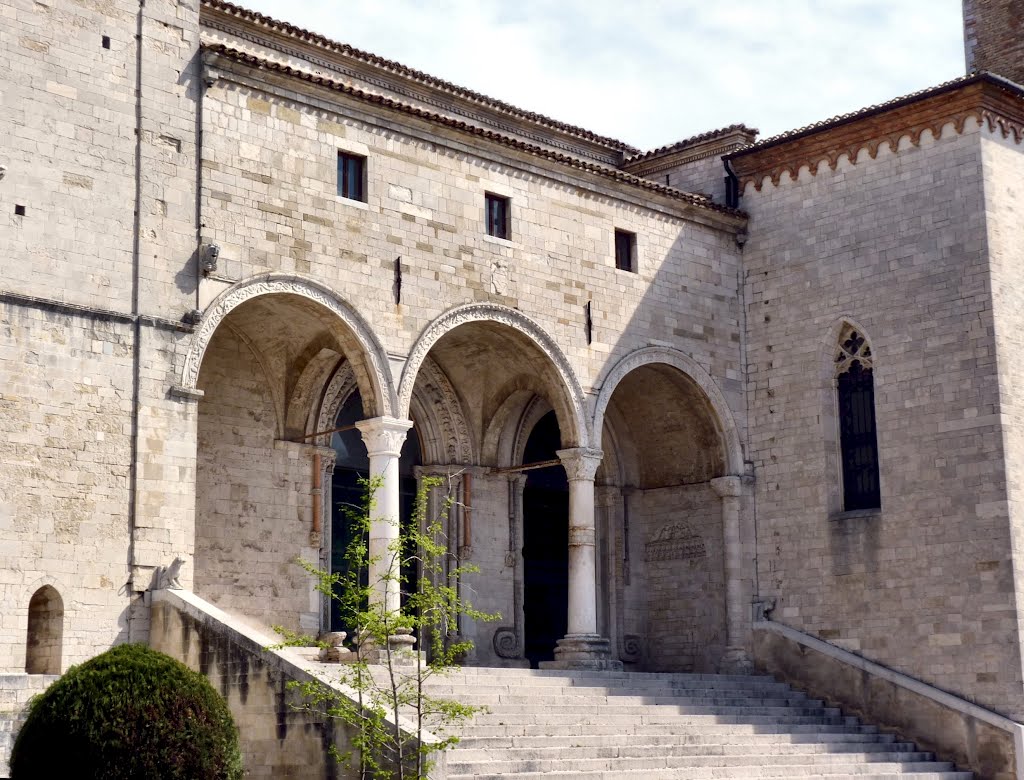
left=835, top=328, right=880, bottom=511
left=615, top=229, right=636, bottom=272
left=337, top=152, right=366, bottom=202
left=485, top=193, right=509, bottom=240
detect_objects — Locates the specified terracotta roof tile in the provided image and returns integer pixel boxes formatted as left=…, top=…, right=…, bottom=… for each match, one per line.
left=626, top=124, right=759, bottom=165
left=726, top=72, right=1024, bottom=158
left=201, top=0, right=640, bottom=154
left=204, top=44, right=745, bottom=218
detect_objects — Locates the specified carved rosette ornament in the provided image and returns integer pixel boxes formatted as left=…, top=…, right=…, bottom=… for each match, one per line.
left=556, top=447, right=603, bottom=482
left=621, top=634, right=642, bottom=664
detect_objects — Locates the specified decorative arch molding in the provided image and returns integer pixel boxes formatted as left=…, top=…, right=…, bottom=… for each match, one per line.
left=179, top=273, right=396, bottom=417
left=410, top=358, right=475, bottom=465
left=314, top=359, right=359, bottom=445
left=398, top=303, right=589, bottom=447
left=592, top=347, right=744, bottom=475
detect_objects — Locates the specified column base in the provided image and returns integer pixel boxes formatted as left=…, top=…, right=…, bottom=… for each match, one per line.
left=539, top=634, right=623, bottom=671
left=718, top=645, right=754, bottom=674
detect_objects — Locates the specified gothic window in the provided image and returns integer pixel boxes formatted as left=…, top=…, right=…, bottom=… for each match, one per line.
left=835, top=327, right=880, bottom=511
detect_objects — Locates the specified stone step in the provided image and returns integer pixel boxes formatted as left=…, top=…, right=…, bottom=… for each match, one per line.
left=457, top=732, right=904, bottom=749
left=452, top=742, right=924, bottom=760
left=447, top=756, right=954, bottom=775
left=458, top=722, right=884, bottom=738
left=427, top=690, right=818, bottom=706
left=453, top=702, right=844, bottom=717
left=448, top=771, right=973, bottom=780
left=462, top=711, right=862, bottom=726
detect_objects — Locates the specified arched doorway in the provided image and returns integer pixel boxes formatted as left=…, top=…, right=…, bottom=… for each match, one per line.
left=521, top=410, right=568, bottom=668
left=593, top=349, right=744, bottom=672
left=26, top=585, right=63, bottom=675
left=327, top=387, right=422, bottom=632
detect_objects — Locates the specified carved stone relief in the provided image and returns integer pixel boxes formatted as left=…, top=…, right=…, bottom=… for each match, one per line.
left=644, top=522, right=708, bottom=562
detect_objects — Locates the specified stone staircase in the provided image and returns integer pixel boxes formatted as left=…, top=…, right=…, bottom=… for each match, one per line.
left=419, top=668, right=973, bottom=780
left=0, top=674, right=57, bottom=778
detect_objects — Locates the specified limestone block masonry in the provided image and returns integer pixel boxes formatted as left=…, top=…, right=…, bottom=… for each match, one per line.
left=5, top=0, right=1024, bottom=775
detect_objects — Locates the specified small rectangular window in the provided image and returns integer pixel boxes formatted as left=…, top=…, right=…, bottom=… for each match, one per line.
left=337, top=152, right=366, bottom=202
left=615, top=229, right=636, bottom=272
left=485, top=193, right=509, bottom=240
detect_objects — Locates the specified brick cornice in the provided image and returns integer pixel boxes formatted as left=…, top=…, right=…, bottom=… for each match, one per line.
left=727, top=75, right=1024, bottom=192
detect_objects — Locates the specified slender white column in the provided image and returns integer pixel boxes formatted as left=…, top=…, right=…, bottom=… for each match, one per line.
left=356, top=416, right=414, bottom=616
left=559, top=447, right=602, bottom=635
left=711, top=475, right=753, bottom=673
left=541, top=448, right=621, bottom=670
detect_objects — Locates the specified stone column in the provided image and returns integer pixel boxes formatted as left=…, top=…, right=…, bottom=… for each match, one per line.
left=711, top=475, right=753, bottom=673
left=356, top=416, right=414, bottom=616
left=542, top=447, right=622, bottom=670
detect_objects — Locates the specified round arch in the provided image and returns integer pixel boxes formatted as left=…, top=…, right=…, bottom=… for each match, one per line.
left=179, top=273, right=396, bottom=417
left=592, top=347, right=744, bottom=476
left=398, top=303, right=589, bottom=448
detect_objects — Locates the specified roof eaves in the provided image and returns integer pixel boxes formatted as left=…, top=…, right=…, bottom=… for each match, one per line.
left=200, top=0, right=641, bottom=155
left=626, top=124, right=759, bottom=165
left=204, top=44, right=745, bottom=219
left=725, top=72, right=1024, bottom=159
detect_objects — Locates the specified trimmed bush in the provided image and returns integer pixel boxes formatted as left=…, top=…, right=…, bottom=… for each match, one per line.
left=10, top=643, right=242, bottom=780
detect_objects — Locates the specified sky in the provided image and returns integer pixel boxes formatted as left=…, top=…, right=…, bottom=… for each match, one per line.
left=237, top=0, right=966, bottom=151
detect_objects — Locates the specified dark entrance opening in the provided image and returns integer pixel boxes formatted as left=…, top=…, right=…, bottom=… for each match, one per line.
left=522, top=409, right=568, bottom=668
left=329, top=388, right=421, bottom=632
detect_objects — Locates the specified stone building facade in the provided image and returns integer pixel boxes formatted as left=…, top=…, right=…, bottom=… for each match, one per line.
left=4, top=0, right=1024, bottom=748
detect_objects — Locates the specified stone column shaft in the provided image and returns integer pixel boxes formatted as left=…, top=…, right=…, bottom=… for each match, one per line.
left=356, top=416, right=414, bottom=616
left=540, top=448, right=621, bottom=670
left=711, top=475, right=752, bottom=673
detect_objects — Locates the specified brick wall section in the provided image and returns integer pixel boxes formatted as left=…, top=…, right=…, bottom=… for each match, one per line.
left=740, top=120, right=1024, bottom=718
left=964, top=0, right=1024, bottom=84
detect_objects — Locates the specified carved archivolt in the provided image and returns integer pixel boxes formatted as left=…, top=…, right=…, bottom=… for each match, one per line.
left=411, top=358, right=474, bottom=464
left=179, top=274, right=396, bottom=416
left=315, top=360, right=358, bottom=444
left=592, top=346, right=744, bottom=475
left=398, top=303, right=590, bottom=447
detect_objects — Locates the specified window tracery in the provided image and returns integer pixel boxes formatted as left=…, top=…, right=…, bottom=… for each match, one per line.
left=835, top=325, right=880, bottom=511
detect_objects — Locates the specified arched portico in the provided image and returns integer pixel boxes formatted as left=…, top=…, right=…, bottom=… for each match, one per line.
left=190, top=276, right=398, bottom=633
left=592, top=346, right=751, bottom=673
left=180, top=274, right=396, bottom=417
left=398, top=303, right=589, bottom=449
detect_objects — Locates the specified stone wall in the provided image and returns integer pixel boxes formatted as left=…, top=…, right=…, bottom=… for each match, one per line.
left=197, top=48, right=747, bottom=419
left=981, top=128, right=1024, bottom=702
left=150, top=589, right=352, bottom=780
left=636, top=483, right=725, bottom=672
left=0, top=303, right=133, bottom=671
left=195, top=326, right=320, bottom=634
left=741, top=120, right=1024, bottom=718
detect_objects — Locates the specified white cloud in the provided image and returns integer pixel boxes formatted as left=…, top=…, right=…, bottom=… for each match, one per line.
left=234, top=0, right=965, bottom=150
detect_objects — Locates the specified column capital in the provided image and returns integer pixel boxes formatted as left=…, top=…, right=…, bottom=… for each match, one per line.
left=556, top=447, right=603, bottom=482
left=355, top=416, right=414, bottom=458
left=710, top=475, right=743, bottom=499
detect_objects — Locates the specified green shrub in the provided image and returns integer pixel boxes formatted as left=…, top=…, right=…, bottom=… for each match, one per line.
left=10, top=643, right=242, bottom=780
